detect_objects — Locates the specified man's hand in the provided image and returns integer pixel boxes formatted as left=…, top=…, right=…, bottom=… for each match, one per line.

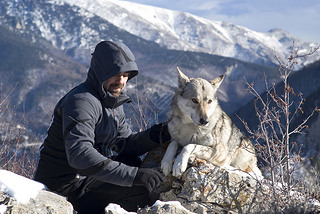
left=149, top=123, right=171, bottom=144
left=133, top=168, right=164, bottom=192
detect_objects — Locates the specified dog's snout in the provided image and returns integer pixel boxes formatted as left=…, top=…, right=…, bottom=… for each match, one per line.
left=200, top=118, right=209, bottom=125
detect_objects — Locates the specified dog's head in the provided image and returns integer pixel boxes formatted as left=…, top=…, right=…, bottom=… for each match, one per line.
left=175, top=67, right=224, bottom=126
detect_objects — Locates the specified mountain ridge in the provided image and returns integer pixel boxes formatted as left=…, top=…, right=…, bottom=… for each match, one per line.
left=63, top=0, right=320, bottom=67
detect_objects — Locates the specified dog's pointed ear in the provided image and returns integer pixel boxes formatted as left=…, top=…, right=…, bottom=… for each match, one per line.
left=177, top=67, right=189, bottom=88
left=210, top=74, right=224, bottom=88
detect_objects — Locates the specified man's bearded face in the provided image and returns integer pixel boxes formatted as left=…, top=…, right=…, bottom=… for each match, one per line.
left=103, top=72, right=129, bottom=97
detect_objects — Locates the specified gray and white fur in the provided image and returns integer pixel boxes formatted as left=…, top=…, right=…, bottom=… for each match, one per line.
left=161, top=67, right=262, bottom=178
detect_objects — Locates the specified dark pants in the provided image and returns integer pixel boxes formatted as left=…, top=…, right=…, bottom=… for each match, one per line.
left=59, top=156, right=153, bottom=214
left=66, top=177, right=150, bottom=213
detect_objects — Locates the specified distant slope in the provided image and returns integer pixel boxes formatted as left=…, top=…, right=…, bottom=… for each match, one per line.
left=0, top=25, right=87, bottom=133
left=0, top=25, right=45, bottom=82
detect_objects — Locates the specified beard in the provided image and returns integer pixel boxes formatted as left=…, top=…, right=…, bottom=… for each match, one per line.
left=108, top=83, right=124, bottom=97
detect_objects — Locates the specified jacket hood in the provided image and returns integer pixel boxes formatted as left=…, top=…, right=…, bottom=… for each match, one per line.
left=86, top=41, right=138, bottom=107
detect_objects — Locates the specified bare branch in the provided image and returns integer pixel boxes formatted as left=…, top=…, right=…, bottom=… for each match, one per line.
left=242, top=41, right=320, bottom=209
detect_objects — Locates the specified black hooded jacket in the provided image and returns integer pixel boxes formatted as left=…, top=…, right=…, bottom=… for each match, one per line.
left=34, top=41, right=159, bottom=190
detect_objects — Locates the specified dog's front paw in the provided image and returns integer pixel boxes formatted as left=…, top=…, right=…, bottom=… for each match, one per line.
left=161, top=159, right=173, bottom=176
left=172, top=155, right=188, bottom=177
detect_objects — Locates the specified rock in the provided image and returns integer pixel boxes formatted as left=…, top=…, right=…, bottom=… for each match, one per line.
left=142, top=145, right=259, bottom=212
left=1, top=190, right=73, bottom=214
left=138, top=200, right=195, bottom=214
left=158, top=159, right=263, bottom=213
left=0, top=170, right=74, bottom=214
left=141, top=145, right=320, bottom=214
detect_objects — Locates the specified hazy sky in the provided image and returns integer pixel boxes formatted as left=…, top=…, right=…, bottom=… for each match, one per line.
left=123, top=0, right=320, bottom=43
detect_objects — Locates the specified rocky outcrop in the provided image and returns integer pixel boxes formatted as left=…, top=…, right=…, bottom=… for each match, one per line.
left=104, top=159, right=266, bottom=214
left=0, top=170, right=73, bottom=214
left=1, top=190, right=73, bottom=214
left=138, top=201, right=195, bottom=214
left=138, top=144, right=320, bottom=214
left=147, top=160, right=262, bottom=213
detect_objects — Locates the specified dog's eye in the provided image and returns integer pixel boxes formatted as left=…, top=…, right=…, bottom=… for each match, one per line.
left=208, top=99, right=212, bottom=104
left=191, top=98, right=199, bottom=104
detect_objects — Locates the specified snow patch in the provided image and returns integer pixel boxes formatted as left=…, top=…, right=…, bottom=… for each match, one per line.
left=0, top=170, right=45, bottom=204
left=0, top=205, right=7, bottom=214
left=105, top=203, right=136, bottom=214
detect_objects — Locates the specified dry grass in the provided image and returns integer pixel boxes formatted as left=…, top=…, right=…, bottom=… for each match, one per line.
left=0, top=83, right=38, bottom=179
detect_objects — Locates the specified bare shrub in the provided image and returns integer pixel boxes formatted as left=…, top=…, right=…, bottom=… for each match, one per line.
left=239, top=42, right=320, bottom=212
left=127, top=78, right=160, bottom=131
left=0, top=83, right=38, bottom=179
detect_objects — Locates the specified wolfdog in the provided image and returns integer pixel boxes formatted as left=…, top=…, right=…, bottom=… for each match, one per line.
left=161, top=67, right=262, bottom=178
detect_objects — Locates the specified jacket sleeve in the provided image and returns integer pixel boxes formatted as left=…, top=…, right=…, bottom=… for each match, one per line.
left=113, top=111, right=160, bottom=156
left=61, top=96, right=138, bottom=187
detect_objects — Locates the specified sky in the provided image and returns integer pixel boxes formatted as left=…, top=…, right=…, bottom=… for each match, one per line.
left=124, top=0, right=320, bottom=43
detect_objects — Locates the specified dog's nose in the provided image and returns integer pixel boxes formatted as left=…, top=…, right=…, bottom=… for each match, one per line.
left=200, top=118, right=209, bottom=125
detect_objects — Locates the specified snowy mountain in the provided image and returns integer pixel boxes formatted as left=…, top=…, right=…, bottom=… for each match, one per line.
left=64, top=0, right=320, bottom=67
left=3, top=0, right=319, bottom=67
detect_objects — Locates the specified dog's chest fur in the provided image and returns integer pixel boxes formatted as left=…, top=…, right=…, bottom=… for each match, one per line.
left=168, top=118, right=214, bottom=147
left=168, top=106, right=223, bottom=147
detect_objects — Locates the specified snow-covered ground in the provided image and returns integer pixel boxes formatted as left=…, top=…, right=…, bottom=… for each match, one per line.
left=0, top=170, right=46, bottom=213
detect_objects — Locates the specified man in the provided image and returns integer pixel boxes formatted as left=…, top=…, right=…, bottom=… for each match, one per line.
left=34, top=41, right=170, bottom=213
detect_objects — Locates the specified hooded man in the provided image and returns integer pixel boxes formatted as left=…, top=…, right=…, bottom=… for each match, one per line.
left=34, top=41, right=170, bottom=213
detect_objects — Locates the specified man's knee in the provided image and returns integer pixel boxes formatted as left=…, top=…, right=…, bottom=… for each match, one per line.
left=70, top=181, right=151, bottom=213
